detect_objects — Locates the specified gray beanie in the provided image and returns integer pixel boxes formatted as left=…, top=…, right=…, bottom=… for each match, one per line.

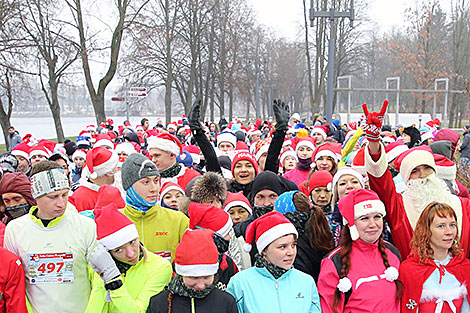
left=121, top=153, right=159, bottom=191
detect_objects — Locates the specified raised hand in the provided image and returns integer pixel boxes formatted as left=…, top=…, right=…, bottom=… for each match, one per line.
left=188, top=99, right=203, bottom=132
left=273, top=99, right=290, bottom=131
left=361, top=100, right=388, bottom=142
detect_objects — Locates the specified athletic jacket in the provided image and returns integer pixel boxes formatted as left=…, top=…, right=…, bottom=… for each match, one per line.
left=85, top=247, right=172, bottom=313
left=226, top=266, right=321, bottom=313
left=0, top=247, right=27, bottom=313
left=122, top=204, right=189, bottom=263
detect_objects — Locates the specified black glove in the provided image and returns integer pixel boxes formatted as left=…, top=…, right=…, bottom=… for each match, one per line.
left=273, top=99, right=290, bottom=131
left=189, top=99, right=203, bottom=132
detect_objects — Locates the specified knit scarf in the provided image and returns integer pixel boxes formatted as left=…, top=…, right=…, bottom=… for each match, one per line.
left=284, top=211, right=310, bottom=235
left=297, top=157, right=313, bottom=171
left=213, top=233, right=229, bottom=254
left=254, top=254, right=288, bottom=279
left=126, top=186, right=157, bottom=212
left=159, top=162, right=182, bottom=178
left=167, top=275, right=214, bottom=299
left=113, top=249, right=144, bottom=274
left=252, top=205, right=273, bottom=219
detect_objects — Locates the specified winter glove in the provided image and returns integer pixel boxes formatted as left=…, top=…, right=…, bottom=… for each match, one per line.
left=88, top=242, right=121, bottom=284
left=360, top=100, right=388, bottom=142
left=273, top=99, right=290, bottom=131
left=188, top=99, right=203, bottom=133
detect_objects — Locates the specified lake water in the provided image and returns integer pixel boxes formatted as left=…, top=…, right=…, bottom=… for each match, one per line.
left=2, top=115, right=169, bottom=144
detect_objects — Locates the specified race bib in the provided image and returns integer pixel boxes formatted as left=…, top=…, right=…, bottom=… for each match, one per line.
left=155, top=250, right=172, bottom=262
left=27, top=252, right=74, bottom=284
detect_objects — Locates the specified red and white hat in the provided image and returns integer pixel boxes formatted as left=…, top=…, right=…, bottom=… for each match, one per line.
left=382, top=134, right=396, bottom=144
left=223, top=191, right=252, bottom=215
left=330, top=166, right=365, bottom=212
left=158, top=182, right=184, bottom=206
left=79, top=130, right=91, bottom=138
left=188, top=202, right=233, bottom=238
left=147, top=133, right=183, bottom=156
left=307, top=170, right=333, bottom=196
left=351, top=147, right=366, bottom=176
left=135, top=125, right=144, bottom=132
left=86, top=124, right=96, bottom=132
left=434, top=154, right=456, bottom=181
left=167, top=122, right=178, bottom=131
left=12, top=142, right=31, bottom=160
left=115, top=142, right=136, bottom=156
left=394, top=145, right=436, bottom=184
left=231, top=151, right=259, bottom=176
left=95, top=185, right=125, bottom=210
left=338, top=189, right=386, bottom=241
left=22, top=134, right=38, bottom=146
left=243, top=211, right=298, bottom=253
left=94, top=134, right=114, bottom=150
left=175, top=229, right=219, bottom=276
left=385, top=140, right=408, bottom=163
left=295, top=137, right=316, bottom=153
left=217, top=131, right=237, bottom=149
left=183, top=145, right=201, bottom=165
left=72, top=149, right=87, bottom=161
left=313, top=142, right=341, bottom=163
left=311, top=126, right=328, bottom=140
left=279, top=149, right=297, bottom=167
left=95, top=203, right=139, bottom=250
left=84, top=147, right=118, bottom=179
left=29, top=145, right=51, bottom=159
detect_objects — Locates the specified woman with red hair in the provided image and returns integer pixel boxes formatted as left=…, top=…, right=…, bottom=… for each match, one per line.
left=399, top=202, right=470, bottom=312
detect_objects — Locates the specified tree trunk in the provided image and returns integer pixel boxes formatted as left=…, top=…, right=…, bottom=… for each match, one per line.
left=0, top=70, right=13, bottom=149
left=303, top=0, right=315, bottom=117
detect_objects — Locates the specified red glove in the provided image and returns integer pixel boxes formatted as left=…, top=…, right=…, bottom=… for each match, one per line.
left=361, top=100, right=388, bottom=142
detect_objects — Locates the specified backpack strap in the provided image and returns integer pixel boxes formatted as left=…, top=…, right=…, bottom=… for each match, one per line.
left=328, top=248, right=353, bottom=306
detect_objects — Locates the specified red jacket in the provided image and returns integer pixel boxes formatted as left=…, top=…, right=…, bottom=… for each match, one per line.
left=68, top=180, right=99, bottom=212
left=399, top=252, right=470, bottom=313
left=0, top=248, right=28, bottom=313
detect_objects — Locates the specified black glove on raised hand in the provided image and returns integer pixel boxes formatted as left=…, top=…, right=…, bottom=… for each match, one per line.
left=273, top=99, right=290, bottom=131
left=188, top=99, right=203, bottom=133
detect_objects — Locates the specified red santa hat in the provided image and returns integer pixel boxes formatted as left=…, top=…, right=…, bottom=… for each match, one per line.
left=338, top=189, right=386, bottom=241
left=295, top=137, right=316, bottom=153
left=425, top=120, right=436, bottom=130
left=94, top=134, right=114, bottom=150
left=351, top=147, right=366, bottom=176
left=312, top=142, right=341, bottom=163
left=282, top=138, right=292, bottom=148
left=231, top=151, right=259, bottom=176
left=72, top=149, right=87, bottom=161
left=394, top=145, right=436, bottom=184
left=279, top=149, right=297, bottom=168
left=434, top=154, right=456, bottom=181
left=86, top=124, right=95, bottom=132
left=382, top=134, right=396, bottom=144
left=167, top=122, right=178, bottom=131
left=79, top=130, right=91, bottom=138
left=183, top=145, right=201, bottom=165
left=29, top=145, right=51, bottom=159
left=216, top=131, right=237, bottom=149
left=385, top=140, right=408, bottom=163
left=147, top=133, right=183, bottom=156
left=253, top=137, right=271, bottom=160
left=188, top=202, right=233, bottom=238
left=12, top=142, right=31, bottom=160
left=243, top=211, right=298, bottom=253
left=114, top=142, right=136, bottom=156
left=95, top=185, right=125, bottom=210
left=158, top=182, right=184, bottom=207
left=420, top=129, right=434, bottom=143
left=175, top=229, right=219, bottom=277
left=235, top=141, right=249, bottom=151
left=308, top=170, right=333, bottom=196
left=84, top=147, right=118, bottom=179
left=95, top=203, right=139, bottom=250
left=223, top=191, right=252, bottom=215
left=347, top=121, right=357, bottom=130
left=311, top=126, right=328, bottom=140
left=22, top=134, right=38, bottom=146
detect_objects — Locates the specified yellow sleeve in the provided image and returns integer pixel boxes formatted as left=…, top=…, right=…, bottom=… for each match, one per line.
left=339, top=128, right=364, bottom=168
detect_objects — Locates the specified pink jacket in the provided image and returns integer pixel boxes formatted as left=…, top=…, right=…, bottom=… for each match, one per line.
left=283, top=167, right=310, bottom=185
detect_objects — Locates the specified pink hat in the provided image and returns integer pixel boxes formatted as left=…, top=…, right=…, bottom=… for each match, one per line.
left=188, top=202, right=233, bottom=238
left=12, top=142, right=31, bottom=160
left=434, top=154, right=456, bottom=181
left=223, top=191, right=252, bottom=214
left=231, top=151, right=259, bottom=175
left=175, top=229, right=219, bottom=276
left=29, top=145, right=51, bottom=159
left=95, top=185, right=125, bottom=210
left=94, top=134, right=114, bottom=150
left=295, top=137, right=316, bottom=152
left=243, top=211, right=298, bottom=253
left=85, top=147, right=118, bottom=179
left=158, top=182, right=184, bottom=206
left=338, top=189, right=386, bottom=241
left=394, top=146, right=436, bottom=184
left=95, top=203, right=139, bottom=250
left=311, top=126, right=328, bottom=140
left=385, top=140, right=408, bottom=163
left=308, top=170, right=333, bottom=195
left=313, top=142, right=341, bottom=163
left=147, top=133, right=183, bottom=156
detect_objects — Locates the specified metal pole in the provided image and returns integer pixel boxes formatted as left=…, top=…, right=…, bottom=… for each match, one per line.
left=255, top=63, right=260, bottom=120
left=125, top=78, right=129, bottom=121
left=396, top=77, right=400, bottom=126
left=443, top=78, right=449, bottom=127
left=433, top=80, right=437, bottom=119
left=347, top=76, right=351, bottom=123
left=326, top=10, right=335, bottom=124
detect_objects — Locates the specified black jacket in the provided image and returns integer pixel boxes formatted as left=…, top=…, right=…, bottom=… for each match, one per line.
left=147, top=288, right=239, bottom=313
left=293, top=232, right=326, bottom=283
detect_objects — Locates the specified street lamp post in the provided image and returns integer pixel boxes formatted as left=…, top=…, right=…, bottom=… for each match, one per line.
left=310, top=0, right=354, bottom=124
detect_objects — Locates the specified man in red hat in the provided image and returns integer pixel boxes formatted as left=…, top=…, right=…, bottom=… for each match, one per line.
left=147, top=133, right=200, bottom=190
left=362, top=101, right=470, bottom=259
left=68, top=146, right=119, bottom=212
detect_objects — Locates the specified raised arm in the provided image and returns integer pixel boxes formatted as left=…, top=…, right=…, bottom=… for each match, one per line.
left=264, top=100, right=289, bottom=174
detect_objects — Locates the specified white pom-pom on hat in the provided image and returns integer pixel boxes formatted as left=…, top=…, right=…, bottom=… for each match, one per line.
left=243, top=243, right=252, bottom=252
left=384, top=266, right=399, bottom=282
left=337, top=277, right=352, bottom=293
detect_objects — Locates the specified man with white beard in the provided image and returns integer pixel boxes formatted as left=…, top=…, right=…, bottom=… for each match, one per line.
left=361, top=101, right=470, bottom=259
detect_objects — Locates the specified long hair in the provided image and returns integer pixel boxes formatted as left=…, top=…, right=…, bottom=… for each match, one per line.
left=331, top=228, right=403, bottom=312
left=167, top=292, right=173, bottom=313
left=412, top=202, right=461, bottom=262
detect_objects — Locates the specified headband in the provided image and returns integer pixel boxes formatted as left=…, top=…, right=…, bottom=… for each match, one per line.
left=31, top=169, right=70, bottom=199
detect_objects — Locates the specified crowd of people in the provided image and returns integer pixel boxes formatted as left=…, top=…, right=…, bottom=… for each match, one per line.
left=1, top=99, right=470, bottom=312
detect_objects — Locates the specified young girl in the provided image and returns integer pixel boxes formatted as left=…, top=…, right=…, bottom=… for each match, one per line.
left=283, top=138, right=315, bottom=185
left=71, top=149, right=86, bottom=183
left=223, top=191, right=252, bottom=225
left=158, top=182, right=184, bottom=210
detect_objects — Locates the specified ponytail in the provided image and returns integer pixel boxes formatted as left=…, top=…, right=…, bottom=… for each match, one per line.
left=167, top=292, right=173, bottom=313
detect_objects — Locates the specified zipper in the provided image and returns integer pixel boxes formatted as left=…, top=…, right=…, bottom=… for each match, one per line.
left=141, top=212, right=145, bottom=243
left=275, top=279, right=282, bottom=313
left=191, top=297, right=195, bottom=313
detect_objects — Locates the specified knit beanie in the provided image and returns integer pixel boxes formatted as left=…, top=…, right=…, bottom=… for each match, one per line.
left=433, top=129, right=461, bottom=159
left=231, top=151, right=259, bottom=176
left=248, top=171, right=298, bottom=206
left=175, top=229, right=219, bottom=276
left=430, top=140, right=452, bottom=160
left=307, top=170, right=333, bottom=196
left=338, top=189, right=386, bottom=241
left=121, top=153, right=159, bottom=191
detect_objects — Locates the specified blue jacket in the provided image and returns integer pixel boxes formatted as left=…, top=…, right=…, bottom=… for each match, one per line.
left=226, top=266, right=321, bottom=313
